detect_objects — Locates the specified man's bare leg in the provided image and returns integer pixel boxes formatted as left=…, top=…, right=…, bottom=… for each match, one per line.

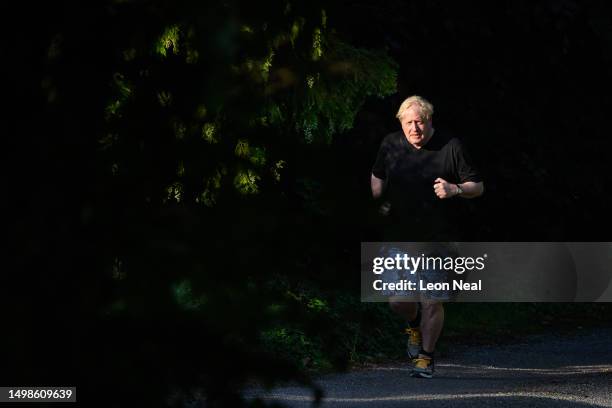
left=420, top=300, right=444, bottom=354
left=407, top=300, right=443, bottom=378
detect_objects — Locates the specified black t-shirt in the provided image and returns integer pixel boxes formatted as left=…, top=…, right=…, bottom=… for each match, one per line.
left=372, top=130, right=481, bottom=240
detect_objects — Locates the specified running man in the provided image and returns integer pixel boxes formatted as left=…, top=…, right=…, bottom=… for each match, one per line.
left=371, top=96, right=484, bottom=378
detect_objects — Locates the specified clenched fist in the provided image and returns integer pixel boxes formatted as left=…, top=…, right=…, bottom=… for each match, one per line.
left=433, top=178, right=459, bottom=199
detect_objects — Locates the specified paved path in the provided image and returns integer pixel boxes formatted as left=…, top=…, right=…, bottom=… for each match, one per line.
left=248, top=328, right=612, bottom=407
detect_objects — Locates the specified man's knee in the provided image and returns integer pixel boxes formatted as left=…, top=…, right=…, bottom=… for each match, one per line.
left=420, top=301, right=443, bottom=315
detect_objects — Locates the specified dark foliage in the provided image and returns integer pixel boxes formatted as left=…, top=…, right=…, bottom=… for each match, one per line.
left=6, top=1, right=612, bottom=407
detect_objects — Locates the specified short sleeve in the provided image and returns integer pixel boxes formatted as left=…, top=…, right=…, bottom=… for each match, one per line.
left=452, top=139, right=482, bottom=183
left=372, top=137, right=389, bottom=179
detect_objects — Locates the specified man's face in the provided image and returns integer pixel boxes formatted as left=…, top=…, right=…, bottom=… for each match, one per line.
left=400, top=106, right=433, bottom=148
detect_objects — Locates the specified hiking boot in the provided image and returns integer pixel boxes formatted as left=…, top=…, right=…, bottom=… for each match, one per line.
left=405, top=327, right=422, bottom=359
left=410, top=357, right=434, bottom=379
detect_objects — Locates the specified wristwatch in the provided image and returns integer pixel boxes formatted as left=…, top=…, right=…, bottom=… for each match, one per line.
left=455, top=184, right=463, bottom=196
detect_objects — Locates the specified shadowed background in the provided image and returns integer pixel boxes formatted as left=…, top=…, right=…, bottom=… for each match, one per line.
left=5, top=0, right=612, bottom=406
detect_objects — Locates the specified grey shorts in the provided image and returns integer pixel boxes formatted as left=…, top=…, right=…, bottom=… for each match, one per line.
left=379, top=245, right=457, bottom=301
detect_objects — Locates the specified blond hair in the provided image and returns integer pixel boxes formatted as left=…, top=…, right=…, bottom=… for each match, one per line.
left=396, top=95, right=434, bottom=121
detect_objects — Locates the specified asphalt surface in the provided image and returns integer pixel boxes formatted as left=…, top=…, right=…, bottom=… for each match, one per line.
left=248, top=328, right=612, bottom=407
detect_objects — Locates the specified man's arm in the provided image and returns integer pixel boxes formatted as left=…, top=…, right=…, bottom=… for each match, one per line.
left=434, top=178, right=484, bottom=199
left=455, top=181, right=484, bottom=198
left=371, top=174, right=385, bottom=199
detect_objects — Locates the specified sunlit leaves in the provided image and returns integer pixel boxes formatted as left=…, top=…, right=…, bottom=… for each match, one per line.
left=105, top=73, right=132, bottom=119
left=196, top=190, right=215, bottom=207
left=235, top=139, right=250, bottom=158
left=101, top=3, right=397, bottom=207
left=195, top=105, right=207, bottom=119
left=307, top=297, right=328, bottom=312
left=261, top=50, right=275, bottom=81
left=114, top=73, right=132, bottom=97
left=266, top=104, right=284, bottom=125
left=173, top=120, right=186, bottom=140
left=166, top=181, right=183, bottom=203
left=202, top=123, right=218, bottom=143
left=234, top=169, right=261, bottom=194
left=235, top=139, right=267, bottom=166
left=196, top=166, right=225, bottom=207
left=241, top=50, right=276, bottom=82
left=312, top=27, right=323, bottom=61
left=105, top=100, right=122, bottom=119
left=290, top=18, right=304, bottom=45
left=249, top=147, right=267, bottom=166
left=306, top=75, right=315, bottom=88
left=157, top=91, right=173, bottom=107
left=296, top=38, right=397, bottom=143
left=156, top=25, right=181, bottom=57
left=272, top=160, right=286, bottom=182
left=300, top=113, right=318, bottom=144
